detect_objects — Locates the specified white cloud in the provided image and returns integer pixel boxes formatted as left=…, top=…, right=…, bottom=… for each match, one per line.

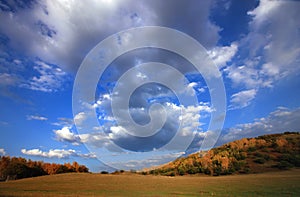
left=0, top=148, right=6, bottom=155
left=223, top=0, right=300, bottom=108
left=27, top=115, right=48, bottom=121
left=54, top=126, right=81, bottom=145
left=20, top=60, right=68, bottom=92
left=229, top=89, right=257, bottom=110
left=0, top=73, right=19, bottom=86
left=21, top=148, right=96, bottom=159
left=208, top=43, right=238, bottom=68
left=0, top=0, right=220, bottom=73
left=52, top=125, right=115, bottom=150
left=52, top=117, right=74, bottom=127
left=224, top=64, right=263, bottom=89
left=74, top=112, right=87, bottom=125
left=260, top=62, right=279, bottom=78
left=247, top=0, right=282, bottom=28
left=241, top=0, right=299, bottom=83
left=186, top=82, right=197, bottom=96
left=59, top=101, right=213, bottom=154
left=0, top=58, right=68, bottom=93
left=220, top=107, right=300, bottom=143
left=108, top=151, right=186, bottom=170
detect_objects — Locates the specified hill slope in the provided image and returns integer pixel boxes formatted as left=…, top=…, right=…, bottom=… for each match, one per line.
left=146, top=132, right=300, bottom=176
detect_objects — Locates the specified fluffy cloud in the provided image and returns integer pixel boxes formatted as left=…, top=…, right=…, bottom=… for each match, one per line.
left=219, top=107, right=300, bottom=144
left=75, top=101, right=212, bottom=153
left=224, top=64, right=263, bottom=89
left=54, top=127, right=81, bottom=145
left=223, top=0, right=300, bottom=108
left=21, top=148, right=96, bottom=159
left=27, top=115, right=48, bottom=121
left=208, top=43, right=238, bottom=69
left=74, top=112, right=87, bottom=126
left=229, top=89, right=257, bottom=110
left=0, top=0, right=220, bottom=73
left=0, top=148, right=6, bottom=155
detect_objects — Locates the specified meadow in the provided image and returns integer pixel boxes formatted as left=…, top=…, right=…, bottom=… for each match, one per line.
left=0, top=169, right=299, bottom=196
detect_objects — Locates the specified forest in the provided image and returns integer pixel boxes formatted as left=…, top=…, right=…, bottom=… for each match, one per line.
left=144, top=132, right=300, bottom=176
left=0, top=156, right=89, bottom=181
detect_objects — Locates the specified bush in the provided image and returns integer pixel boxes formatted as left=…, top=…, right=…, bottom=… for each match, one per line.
left=203, top=168, right=211, bottom=175
left=279, top=154, right=300, bottom=167
left=187, top=168, right=197, bottom=175
left=253, top=157, right=266, bottom=164
left=247, top=147, right=256, bottom=152
left=177, top=167, right=185, bottom=176
left=100, top=171, right=109, bottom=174
left=234, top=152, right=246, bottom=160
left=232, top=161, right=245, bottom=171
left=277, top=161, right=293, bottom=170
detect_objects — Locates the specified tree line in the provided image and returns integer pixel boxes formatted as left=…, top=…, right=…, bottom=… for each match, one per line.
left=0, top=156, right=89, bottom=181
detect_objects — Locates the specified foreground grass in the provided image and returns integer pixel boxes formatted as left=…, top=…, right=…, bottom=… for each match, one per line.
left=0, top=169, right=299, bottom=197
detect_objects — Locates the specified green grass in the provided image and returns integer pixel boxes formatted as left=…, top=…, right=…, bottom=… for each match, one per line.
left=0, top=169, right=299, bottom=196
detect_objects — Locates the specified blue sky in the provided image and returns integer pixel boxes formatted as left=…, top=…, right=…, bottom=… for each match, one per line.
left=0, top=0, right=300, bottom=172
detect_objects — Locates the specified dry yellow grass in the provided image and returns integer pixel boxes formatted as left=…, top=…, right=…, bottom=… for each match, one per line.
left=0, top=169, right=299, bottom=196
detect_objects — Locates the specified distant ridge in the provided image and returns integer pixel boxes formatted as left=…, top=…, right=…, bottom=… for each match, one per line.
left=143, top=132, right=300, bottom=176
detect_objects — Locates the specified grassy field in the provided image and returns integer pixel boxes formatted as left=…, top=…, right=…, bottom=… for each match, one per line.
left=0, top=169, right=299, bottom=197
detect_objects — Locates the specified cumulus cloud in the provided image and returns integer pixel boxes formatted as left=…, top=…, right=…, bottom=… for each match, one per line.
left=0, top=148, right=6, bottom=155
left=21, top=148, right=96, bottom=159
left=74, top=112, right=87, bottom=126
left=58, top=98, right=213, bottom=154
left=54, top=127, right=81, bottom=145
left=0, top=0, right=220, bottom=73
left=87, top=101, right=212, bottom=152
left=27, top=115, right=48, bottom=121
left=229, top=89, right=257, bottom=110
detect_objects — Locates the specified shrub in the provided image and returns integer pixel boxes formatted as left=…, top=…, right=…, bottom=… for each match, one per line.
left=247, top=147, right=256, bottom=152
left=277, top=161, right=293, bottom=170
left=203, top=168, right=211, bottom=175
left=177, top=167, right=185, bottom=176
left=187, top=168, right=197, bottom=174
left=253, top=158, right=266, bottom=164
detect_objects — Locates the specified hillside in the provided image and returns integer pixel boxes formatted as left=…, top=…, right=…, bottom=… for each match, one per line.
left=145, top=132, right=300, bottom=176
